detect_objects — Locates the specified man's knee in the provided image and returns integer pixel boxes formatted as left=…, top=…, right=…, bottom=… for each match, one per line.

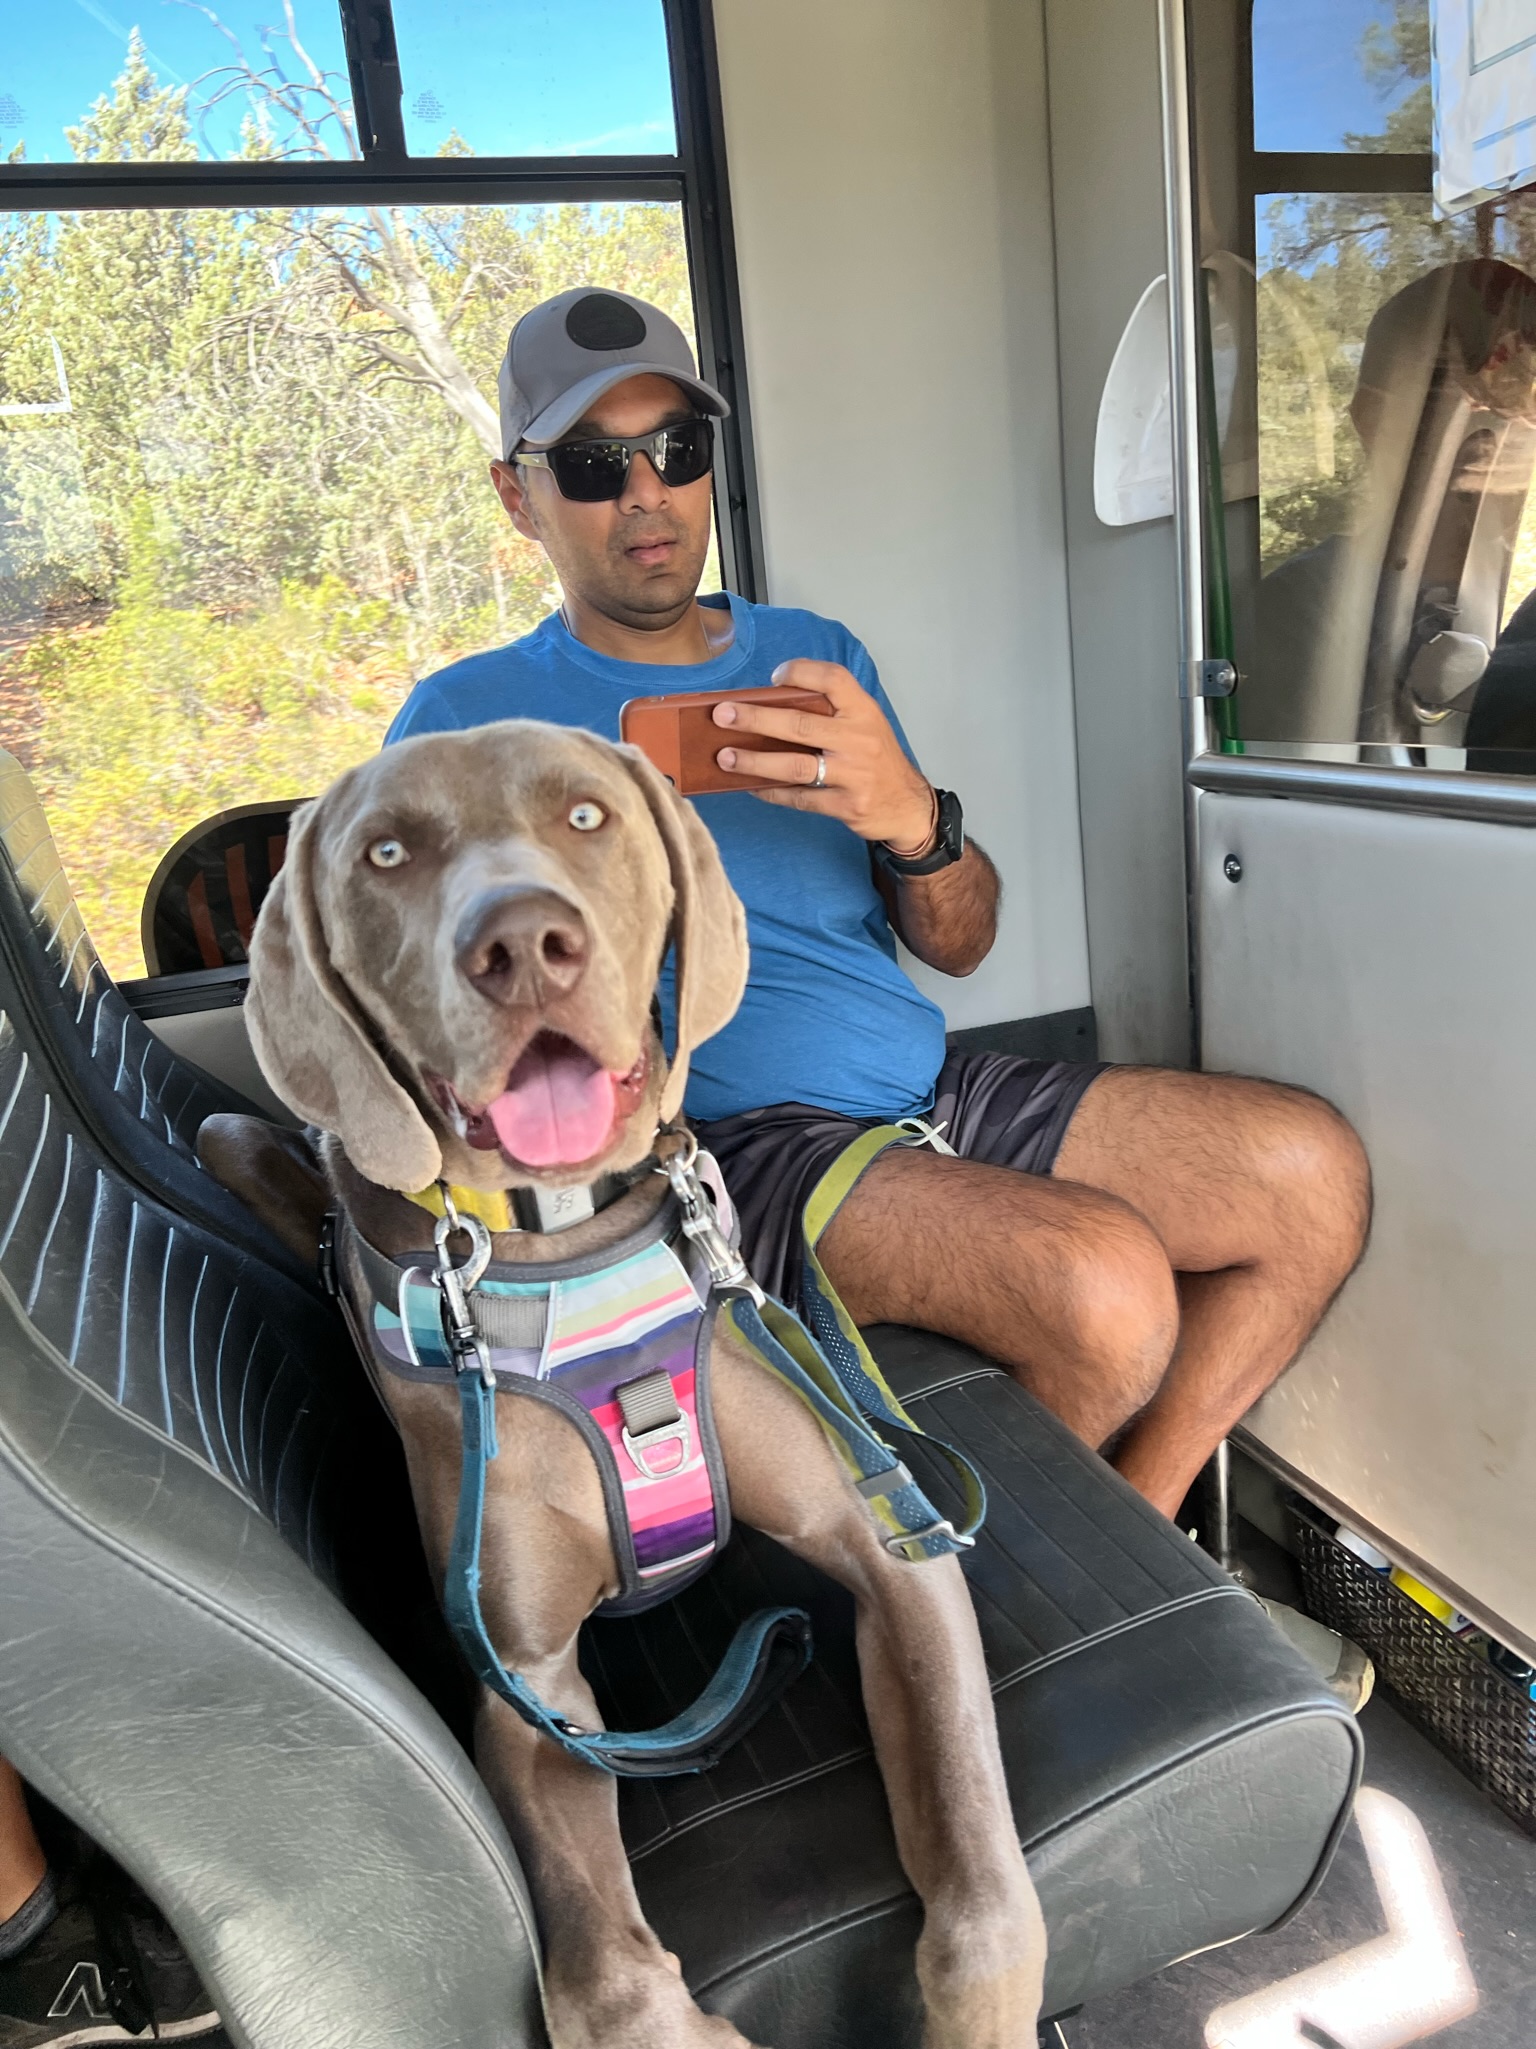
left=1027, top=1198, right=1178, bottom=1419
left=1242, top=1083, right=1372, bottom=1282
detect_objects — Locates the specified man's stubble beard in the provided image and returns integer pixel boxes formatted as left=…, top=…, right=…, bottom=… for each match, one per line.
left=591, top=525, right=710, bottom=628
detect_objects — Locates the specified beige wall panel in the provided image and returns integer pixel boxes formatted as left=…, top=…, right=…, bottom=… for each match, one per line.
left=1045, top=0, right=1191, bottom=1065
left=712, top=0, right=1089, bottom=1031
left=1200, top=789, right=1536, bottom=1655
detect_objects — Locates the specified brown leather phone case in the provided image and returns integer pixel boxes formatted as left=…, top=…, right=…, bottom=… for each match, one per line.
left=619, top=684, right=833, bottom=795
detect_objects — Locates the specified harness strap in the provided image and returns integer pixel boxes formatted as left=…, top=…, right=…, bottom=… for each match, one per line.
left=793, top=1124, right=988, bottom=1558
left=724, top=1290, right=982, bottom=1562
left=443, top=1367, right=812, bottom=1777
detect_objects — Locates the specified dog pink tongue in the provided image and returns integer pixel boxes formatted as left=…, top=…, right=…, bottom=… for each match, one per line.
left=486, top=1038, right=617, bottom=1169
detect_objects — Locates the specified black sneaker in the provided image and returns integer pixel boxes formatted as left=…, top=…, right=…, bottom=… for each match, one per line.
left=0, top=1889, right=219, bottom=2047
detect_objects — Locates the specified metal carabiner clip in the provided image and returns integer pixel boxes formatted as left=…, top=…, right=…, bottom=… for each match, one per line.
left=433, top=1186, right=496, bottom=1389
left=661, top=1135, right=764, bottom=1303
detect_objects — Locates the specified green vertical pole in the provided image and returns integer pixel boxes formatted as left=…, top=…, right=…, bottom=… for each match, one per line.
left=1197, top=267, right=1243, bottom=753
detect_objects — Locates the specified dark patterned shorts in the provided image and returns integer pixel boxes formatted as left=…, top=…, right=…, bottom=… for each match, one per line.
left=693, top=1048, right=1107, bottom=1304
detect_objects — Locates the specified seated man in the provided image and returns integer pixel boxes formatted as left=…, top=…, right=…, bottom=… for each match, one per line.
left=386, top=287, right=1373, bottom=1700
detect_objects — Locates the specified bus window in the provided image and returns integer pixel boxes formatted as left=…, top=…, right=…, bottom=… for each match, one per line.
left=391, top=0, right=676, bottom=158
left=1252, top=0, right=1430, bottom=154
left=0, top=9, right=720, bottom=983
left=3, top=5, right=355, bottom=164
left=1234, top=1, right=1536, bottom=763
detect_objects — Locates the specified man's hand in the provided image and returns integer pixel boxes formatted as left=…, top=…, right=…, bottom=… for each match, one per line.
left=714, top=657, right=999, bottom=977
left=713, top=659, right=937, bottom=848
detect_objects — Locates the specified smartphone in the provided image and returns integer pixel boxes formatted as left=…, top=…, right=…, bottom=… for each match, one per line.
left=619, top=684, right=833, bottom=796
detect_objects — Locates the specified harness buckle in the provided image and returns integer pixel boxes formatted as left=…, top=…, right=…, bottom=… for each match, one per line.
left=317, top=1210, right=340, bottom=1298
left=616, top=1369, right=694, bottom=1479
left=884, top=1517, right=976, bottom=1562
left=621, top=1413, right=694, bottom=1480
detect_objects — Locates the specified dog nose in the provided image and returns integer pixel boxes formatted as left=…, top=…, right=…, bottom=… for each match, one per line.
left=455, top=887, right=589, bottom=1006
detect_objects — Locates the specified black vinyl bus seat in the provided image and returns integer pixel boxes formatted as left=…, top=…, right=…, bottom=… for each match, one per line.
left=140, top=799, right=302, bottom=977
left=0, top=755, right=314, bottom=1289
left=0, top=969, right=545, bottom=2049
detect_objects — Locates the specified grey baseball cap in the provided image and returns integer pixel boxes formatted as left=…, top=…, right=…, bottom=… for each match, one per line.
left=497, top=287, right=730, bottom=458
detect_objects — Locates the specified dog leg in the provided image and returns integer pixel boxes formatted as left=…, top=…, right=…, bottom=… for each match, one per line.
left=476, top=1681, right=763, bottom=2049
left=714, top=1337, right=1047, bottom=2048
left=384, top=1380, right=765, bottom=2049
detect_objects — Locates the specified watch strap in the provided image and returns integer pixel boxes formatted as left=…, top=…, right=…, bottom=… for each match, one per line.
left=874, top=789, right=964, bottom=876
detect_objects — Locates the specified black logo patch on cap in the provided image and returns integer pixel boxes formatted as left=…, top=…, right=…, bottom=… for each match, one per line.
left=565, top=292, right=647, bottom=352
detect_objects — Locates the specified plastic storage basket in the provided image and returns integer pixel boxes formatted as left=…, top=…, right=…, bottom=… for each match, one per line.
left=1292, top=1506, right=1536, bottom=1836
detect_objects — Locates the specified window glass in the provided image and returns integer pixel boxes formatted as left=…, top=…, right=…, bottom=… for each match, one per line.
left=0, top=185, right=704, bottom=975
left=392, top=0, right=677, bottom=158
left=2, top=4, right=354, bottom=163
left=1252, top=0, right=1431, bottom=154
left=1241, top=186, right=1536, bottom=761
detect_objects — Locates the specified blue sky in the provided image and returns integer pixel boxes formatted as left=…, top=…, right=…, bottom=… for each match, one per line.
left=0, top=0, right=676, bottom=161
left=1252, top=0, right=1420, bottom=153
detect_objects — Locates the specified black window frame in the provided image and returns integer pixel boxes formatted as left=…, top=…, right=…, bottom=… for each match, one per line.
left=0, top=0, right=766, bottom=599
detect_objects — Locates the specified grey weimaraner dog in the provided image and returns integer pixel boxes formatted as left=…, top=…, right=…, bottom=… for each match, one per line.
left=200, top=720, right=1046, bottom=2049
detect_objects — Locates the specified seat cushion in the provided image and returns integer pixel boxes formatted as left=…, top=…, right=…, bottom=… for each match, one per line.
left=587, top=1326, right=1361, bottom=2035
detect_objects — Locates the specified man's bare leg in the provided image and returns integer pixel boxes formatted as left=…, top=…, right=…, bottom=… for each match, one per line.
left=821, top=1154, right=1181, bottom=1450
left=0, top=1759, right=47, bottom=1926
left=1052, top=1068, right=1370, bottom=1514
left=819, top=1068, right=1369, bottom=1518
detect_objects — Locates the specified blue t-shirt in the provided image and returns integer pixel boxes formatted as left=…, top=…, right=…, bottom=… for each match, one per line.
left=383, top=593, right=947, bottom=1122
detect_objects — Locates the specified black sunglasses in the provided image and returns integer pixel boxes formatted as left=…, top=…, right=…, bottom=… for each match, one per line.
left=516, top=417, right=714, bottom=502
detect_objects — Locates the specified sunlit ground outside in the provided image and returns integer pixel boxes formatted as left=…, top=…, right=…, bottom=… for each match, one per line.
left=0, top=19, right=713, bottom=979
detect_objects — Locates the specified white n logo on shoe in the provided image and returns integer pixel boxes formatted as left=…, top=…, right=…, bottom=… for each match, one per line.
left=47, top=1959, right=112, bottom=2020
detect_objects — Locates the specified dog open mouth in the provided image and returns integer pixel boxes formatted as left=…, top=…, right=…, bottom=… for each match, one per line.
left=446, top=1033, right=650, bottom=1173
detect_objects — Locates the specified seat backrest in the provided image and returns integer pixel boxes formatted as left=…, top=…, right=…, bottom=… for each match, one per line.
left=0, top=901, right=547, bottom=2049
left=141, top=800, right=302, bottom=977
left=1249, top=258, right=1536, bottom=747
left=0, top=755, right=314, bottom=1286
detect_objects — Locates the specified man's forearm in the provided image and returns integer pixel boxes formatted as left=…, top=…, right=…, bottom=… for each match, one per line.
left=875, top=839, right=999, bottom=976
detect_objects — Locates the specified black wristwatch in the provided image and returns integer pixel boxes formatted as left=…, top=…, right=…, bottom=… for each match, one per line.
left=873, top=788, right=965, bottom=877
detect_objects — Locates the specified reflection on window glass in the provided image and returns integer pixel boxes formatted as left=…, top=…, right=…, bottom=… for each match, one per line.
left=1251, top=0, right=1430, bottom=154
left=2, top=3, right=354, bottom=163
left=392, top=0, right=677, bottom=158
left=1243, top=186, right=1536, bottom=762
left=0, top=182, right=703, bottom=974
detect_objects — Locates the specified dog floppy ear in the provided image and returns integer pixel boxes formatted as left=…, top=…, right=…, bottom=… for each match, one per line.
left=245, top=798, right=442, bottom=1192
left=619, top=745, right=749, bottom=1121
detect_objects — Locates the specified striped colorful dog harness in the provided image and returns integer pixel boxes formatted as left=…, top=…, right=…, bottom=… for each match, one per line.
left=357, top=1188, right=731, bottom=1616
left=333, top=1132, right=986, bottom=1778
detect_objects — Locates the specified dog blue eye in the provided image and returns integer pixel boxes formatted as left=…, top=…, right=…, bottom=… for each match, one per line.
left=367, top=837, right=409, bottom=869
left=569, top=802, right=606, bottom=832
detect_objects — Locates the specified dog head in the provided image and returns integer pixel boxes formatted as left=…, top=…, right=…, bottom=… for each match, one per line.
left=244, top=721, right=748, bottom=1193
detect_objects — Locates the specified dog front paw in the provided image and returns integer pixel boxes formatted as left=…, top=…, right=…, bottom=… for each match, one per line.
left=545, top=1959, right=765, bottom=2049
